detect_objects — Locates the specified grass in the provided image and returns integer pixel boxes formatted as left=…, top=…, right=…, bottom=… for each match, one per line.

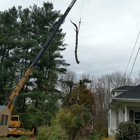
left=0, top=136, right=35, bottom=140
left=0, top=136, right=115, bottom=140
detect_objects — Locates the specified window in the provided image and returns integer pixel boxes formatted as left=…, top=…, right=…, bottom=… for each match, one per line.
left=116, top=111, right=119, bottom=127
left=135, top=112, right=140, bottom=124
left=4, top=115, right=9, bottom=125
left=129, top=110, right=134, bottom=122
left=0, top=115, right=5, bottom=125
left=0, top=115, right=9, bottom=125
left=11, top=116, right=18, bottom=121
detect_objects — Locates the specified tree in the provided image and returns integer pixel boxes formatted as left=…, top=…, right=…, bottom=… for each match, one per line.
left=17, top=2, right=70, bottom=127
left=57, top=74, right=95, bottom=139
left=0, top=7, right=20, bottom=104
left=56, top=104, right=92, bottom=140
left=70, top=79, right=94, bottom=113
left=0, top=2, right=69, bottom=128
left=59, top=70, right=77, bottom=107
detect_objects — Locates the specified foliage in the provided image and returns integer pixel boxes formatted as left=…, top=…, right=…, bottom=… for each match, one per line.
left=59, top=74, right=96, bottom=139
left=70, top=81, right=95, bottom=113
left=36, top=122, right=67, bottom=140
left=93, top=135, right=102, bottom=140
left=59, top=70, right=77, bottom=108
left=85, top=133, right=109, bottom=140
left=0, top=136, right=29, bottom=140
left=56, top=108, right=73, bottom=130
left=115, top=121, right=140, bottom=140
left=56, top=104, right=92, bottom=140
left=0, top=1, right=69, bottom=130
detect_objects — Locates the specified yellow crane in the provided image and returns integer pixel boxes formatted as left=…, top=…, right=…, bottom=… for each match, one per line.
left=0, top=0, right=77, bottom=136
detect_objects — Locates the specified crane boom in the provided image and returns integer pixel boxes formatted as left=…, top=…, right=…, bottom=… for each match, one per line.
left=0, top=0, right=78, bottom=136
left=6, top=0, right=77, bottom=113
left=32, top=0, right=77, bottom=66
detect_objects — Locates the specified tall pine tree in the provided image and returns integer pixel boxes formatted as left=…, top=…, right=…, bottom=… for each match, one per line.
left=0, top=2, right=69, bottom=127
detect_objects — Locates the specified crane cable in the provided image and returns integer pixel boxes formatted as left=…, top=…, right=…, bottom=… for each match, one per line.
left=79, top=0, right=85, bottom=30
left=120, top=31, right=140, bottom=85
left=71, top=0, right=85, bottom=64
left=80, top=0, right=85, bottom=19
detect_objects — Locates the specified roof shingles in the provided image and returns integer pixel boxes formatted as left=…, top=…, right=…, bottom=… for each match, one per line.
left=115, top=84, right=140, bottom=99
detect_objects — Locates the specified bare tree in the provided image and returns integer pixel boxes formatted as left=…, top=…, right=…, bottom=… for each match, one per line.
left=134, top=71, right=140, bottom=85
left=59, top=70, right=77, bottom=107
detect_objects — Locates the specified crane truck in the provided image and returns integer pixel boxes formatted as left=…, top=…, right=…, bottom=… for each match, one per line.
left=0, top=0, right=77, bottom=136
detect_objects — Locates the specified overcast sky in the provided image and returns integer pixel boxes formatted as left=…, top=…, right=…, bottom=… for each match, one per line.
left=1, top=0, right=140, bottom=78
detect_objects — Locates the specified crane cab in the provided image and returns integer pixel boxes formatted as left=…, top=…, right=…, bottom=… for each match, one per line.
left=9, top=115, right=21, bottom=128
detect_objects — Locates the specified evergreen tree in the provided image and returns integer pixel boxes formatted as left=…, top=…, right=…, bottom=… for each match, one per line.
left=0, top=2, right=69, bottom=127
left=17, top=3, right=69, bottom=127
left=0, top=7, right=19, bottom=104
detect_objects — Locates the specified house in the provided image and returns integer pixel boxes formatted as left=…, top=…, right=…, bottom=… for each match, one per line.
left=0, top=105, right=10, bottom=136
left=108, top=85, right=140, bottom=137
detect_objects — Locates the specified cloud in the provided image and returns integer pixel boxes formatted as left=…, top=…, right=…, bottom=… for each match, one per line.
left=1, top=0, right=140, bottom=78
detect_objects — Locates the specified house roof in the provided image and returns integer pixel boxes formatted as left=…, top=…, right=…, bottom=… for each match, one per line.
left=0, top=105, right=6, bottom=112
left=115, top=84, right=140, bottom=99
left=113, top=86, right=135, bottom=91
left=111, top=86, right=135, bottom=94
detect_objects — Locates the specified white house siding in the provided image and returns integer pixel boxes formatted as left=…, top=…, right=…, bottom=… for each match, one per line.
left=124, top=106, right=128, bottom=121
left=108, top=107, right=125, bottom=136
left=118, top=108, right=123, bottom=122
left=108, top=102, right=140, bottom=137
left=108, top=109, right=116, bottom=136
left=108, top=108, right=124, bottom=136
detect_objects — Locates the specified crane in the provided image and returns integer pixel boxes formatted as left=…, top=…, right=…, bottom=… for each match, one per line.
left=0, top=0, right=77, bottom=136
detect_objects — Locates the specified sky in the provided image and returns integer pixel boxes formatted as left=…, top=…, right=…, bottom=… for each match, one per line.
left=1, top=0, right=140, bottom=78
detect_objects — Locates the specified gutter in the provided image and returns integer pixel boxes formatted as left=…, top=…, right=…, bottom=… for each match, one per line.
left=109, top=98, right=140, bottom=109
left=111, top=90, right=127, bottom=94
left=114, top=98, right=140, bottom=102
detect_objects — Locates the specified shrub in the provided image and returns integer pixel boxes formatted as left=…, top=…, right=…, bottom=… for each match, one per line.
left=115, top=121, right=140, bottom=140
left=36, top=122, right=67, bottom=140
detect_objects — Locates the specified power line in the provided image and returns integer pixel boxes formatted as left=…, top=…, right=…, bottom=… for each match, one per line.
left=128, top=46, right=140, bottom=81
left=120, top=31, right=140, bottom=85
